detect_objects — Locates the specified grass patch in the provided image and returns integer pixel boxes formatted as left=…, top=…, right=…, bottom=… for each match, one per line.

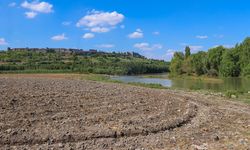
left=212, top=90, right=250, bottom=104
left=235, top=93, right=250, bottom=104
left=127, top=82, right=168, bottom=89
left=225, top=90, right=240, bottom=98
left=79, top=74, right=167, bottom=89
left=140, top=74, right=169, bottom=79
left=80, top=74, right=122, bottom=83
left=83, top=74, right=110, bottom=82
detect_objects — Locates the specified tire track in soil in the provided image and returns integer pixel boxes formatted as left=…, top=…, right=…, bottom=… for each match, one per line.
left=0, top=103, right=198, bottom=146
left=0, top=78, right=199, bottom=147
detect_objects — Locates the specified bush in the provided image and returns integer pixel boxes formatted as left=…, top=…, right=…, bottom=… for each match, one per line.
left=225, top=90, right=240, bottom=98
left=207, top=69, right=218, bottom=77
left=242, top=64, right=250, bottom=76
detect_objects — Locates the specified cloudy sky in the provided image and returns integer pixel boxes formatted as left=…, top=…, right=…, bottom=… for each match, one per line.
left=1, top=0, right=250, bottom=60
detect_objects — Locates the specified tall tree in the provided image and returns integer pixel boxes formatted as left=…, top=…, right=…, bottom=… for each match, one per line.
left=207, top=46, right=226, bottom=71
left=185, top=46, right=191, bottom=58
left=237, top=37, right=250, bottom=74
left=219, top=49, right=240, bottom=77
left=191, top=51, right=208, bottom=76
left=170, top=52, right=184, bottom=75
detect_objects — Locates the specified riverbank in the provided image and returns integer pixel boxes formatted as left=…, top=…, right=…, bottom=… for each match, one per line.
left=83, top=74, right=250, bottom=104
left=0, top=74, right=249, bottom=149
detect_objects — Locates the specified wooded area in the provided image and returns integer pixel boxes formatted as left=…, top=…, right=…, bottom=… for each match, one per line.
left=170, top=37, right=250, bottom=77
left=0, top=50, right=169, bottom=75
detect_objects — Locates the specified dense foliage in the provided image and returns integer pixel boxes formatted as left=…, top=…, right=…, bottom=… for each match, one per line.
left=170, top=37, right=250, bottom=77
left=0, top=50, right=169, bottom=75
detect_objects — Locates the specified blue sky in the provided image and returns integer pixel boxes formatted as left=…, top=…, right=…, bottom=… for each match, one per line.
left=1, top=0, right=250, bottom=60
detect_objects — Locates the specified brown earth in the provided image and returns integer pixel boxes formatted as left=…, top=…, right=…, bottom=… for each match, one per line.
left=0, top=74, right=249, bottom=149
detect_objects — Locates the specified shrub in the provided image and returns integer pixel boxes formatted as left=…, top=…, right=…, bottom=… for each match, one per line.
left=242, top=64, right=250, bottom=76
left=207, top=69, right=218, bottom=77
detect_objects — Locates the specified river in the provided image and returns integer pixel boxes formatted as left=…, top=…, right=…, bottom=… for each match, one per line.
left=111, top=74, right=250, bottom=92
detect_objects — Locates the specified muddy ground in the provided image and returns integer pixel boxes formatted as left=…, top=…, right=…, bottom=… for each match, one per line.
left=0, top=74, right=249, bottom=149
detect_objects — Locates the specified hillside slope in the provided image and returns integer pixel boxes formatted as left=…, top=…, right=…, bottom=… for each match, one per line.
left=0, top=49, right=169, bottom=75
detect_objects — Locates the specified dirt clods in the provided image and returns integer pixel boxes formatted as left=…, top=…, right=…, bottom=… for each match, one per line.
left=0, top=76, right=249, bottom=149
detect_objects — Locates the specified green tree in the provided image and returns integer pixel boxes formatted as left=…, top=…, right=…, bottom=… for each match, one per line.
left=242, top=64, right=250, bottom=76
left=237, top=37, right=250, bottom=74
left=170, top=52, right=184, bottom=75
left=182, top=57, right=192, bottom=75
left=207, top=46, right=226, bottom=71
left=191, top=51, right=208, bottom=76
left=185, top=46, right=191, bottom=58
left=219, top=49, right=240, bottom=77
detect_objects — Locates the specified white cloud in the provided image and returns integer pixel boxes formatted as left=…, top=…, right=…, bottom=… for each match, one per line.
left=77, top=10, right=124, bottom=27
left=134, top=42, right=163, bottom=51
left=141, top=51, right=170, bottom=61
left=153, top=31, right=160, bottom=35
left=51, top=33, right=68, bottom=41
left=189, top=45, right=203, bottom=51
left=152, top=44, right=163, bottom=49
left=21, top=0, right=53, bottom=18
left=82, top=33, right=95, bottom=39
left=8, top=2, right=16, bottom=7
left=76, top=10, right=124, bottom=33
left=166, top=49, right=175, bottom=56
left=21, top=1, right=53, bottom=13
left=25, top=11, right=37, bottom=19
left=214, top=34, right=224, bottom=38
left=0, top=38, right=8, bottom=45
left=223, top=45, right=234, bottom=48
left=196, top=35, right=208, bottom=39
left=128, top=29, right=143, bottom=39
left=180, top=43, right=203, bottom=52
left=163, top=49, right=177, bottom=61
left=136, top=28, right=142, bottom=32
left=90, top=27, right=110, bottom=33
left=97, top=44, right=115, bottom=48
left=62, top=21, right=72, bottom=26
left=134, top=43, right=150, bottom=50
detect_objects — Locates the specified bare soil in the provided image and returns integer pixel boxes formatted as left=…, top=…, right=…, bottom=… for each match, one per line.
left=0, top=74, right=249, bottom=149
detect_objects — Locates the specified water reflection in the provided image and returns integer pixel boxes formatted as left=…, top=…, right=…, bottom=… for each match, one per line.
left=111, top=75, right=250, bottom=92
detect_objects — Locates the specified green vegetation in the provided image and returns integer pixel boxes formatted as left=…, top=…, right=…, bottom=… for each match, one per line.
left=225, top=90, right=240, bottom=98
left=127, top=82, right=167, bottom=89
left=224, top=90, right=250, bottom=104
left=77, top=73, right=167, bottom=89
left=81, top=74, right=122, bottom=83
left=170, top=37, right=250, bottom=77
left=0, top=50, right=169, bottom=75
left=141, top=74, right=169, bottom=79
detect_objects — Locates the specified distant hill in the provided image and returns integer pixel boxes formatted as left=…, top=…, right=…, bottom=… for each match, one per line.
left=0, top=48, right=169, bottom=75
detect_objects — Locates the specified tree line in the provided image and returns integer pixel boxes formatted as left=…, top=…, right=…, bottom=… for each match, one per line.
left=170, top=37, right=250, bottom=77
left=0, top=50, right=169, bottom=75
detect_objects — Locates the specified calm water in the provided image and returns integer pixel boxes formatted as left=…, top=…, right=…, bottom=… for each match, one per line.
left=111, top=74, right=250, bottom=92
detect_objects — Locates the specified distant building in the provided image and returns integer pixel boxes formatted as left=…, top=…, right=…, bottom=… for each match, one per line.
left=89, top=49, right=98, bottom=53
left=7, top=47, right=144, bottom=58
